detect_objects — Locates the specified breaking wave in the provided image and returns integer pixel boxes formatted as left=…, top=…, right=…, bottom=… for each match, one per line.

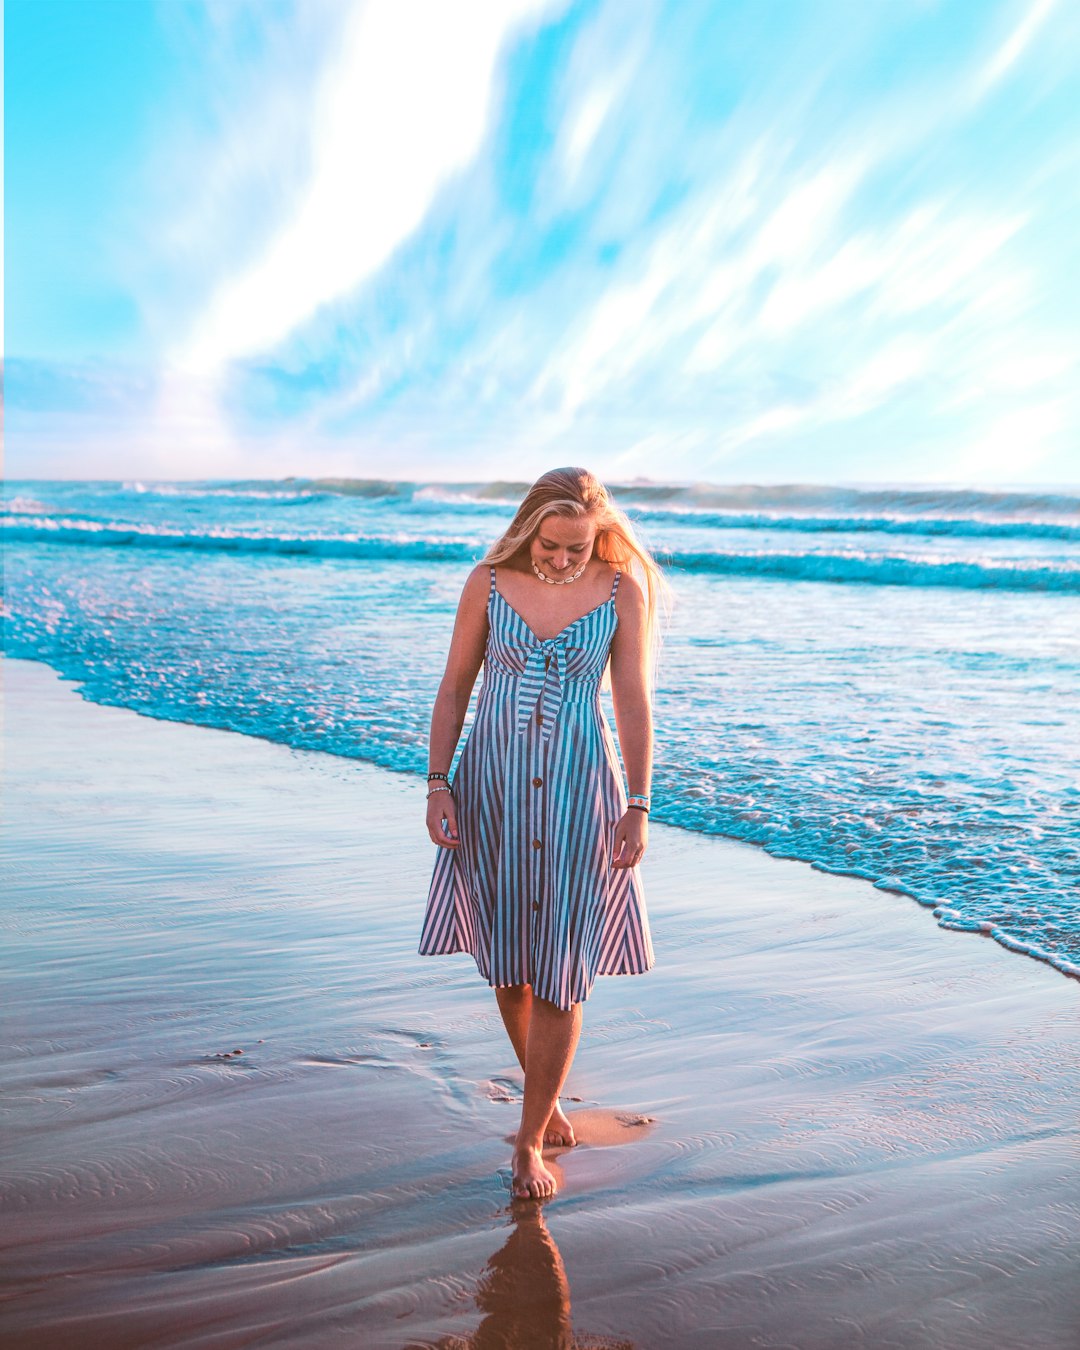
left=6, top=514, right=1079, bottom=592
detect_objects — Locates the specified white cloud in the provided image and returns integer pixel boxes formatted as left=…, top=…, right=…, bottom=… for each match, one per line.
left=25, top=0, right=1076, bottom=486
left=989, top=350, right=1075, bottom=390
left=950, top=398, right=1068, bottom=480
left=519, top=56, right=1062, bottom=483
left=173, top=0, right=557, bottom=375
left=533, top=247, right=674, bottom=417
left=970, top=0, right=1058, bottom=100
left=562, top=70, right=626, bottom=184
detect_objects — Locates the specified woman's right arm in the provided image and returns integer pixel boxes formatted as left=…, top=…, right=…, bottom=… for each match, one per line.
left=426, top=564, right=491, bottom=848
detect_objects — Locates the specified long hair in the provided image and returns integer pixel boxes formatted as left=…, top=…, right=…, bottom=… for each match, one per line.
left=484, top=467, right=671, bottom=672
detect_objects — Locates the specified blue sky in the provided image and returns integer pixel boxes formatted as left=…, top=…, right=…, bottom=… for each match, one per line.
left=6, top=0, right=1080, bottom=484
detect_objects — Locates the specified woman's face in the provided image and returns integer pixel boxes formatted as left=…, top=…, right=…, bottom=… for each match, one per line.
left=530, top=513, right=597, bottom=578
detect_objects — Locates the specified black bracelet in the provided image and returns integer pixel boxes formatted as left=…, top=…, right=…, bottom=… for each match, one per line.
left=427, top=771, right=449, bottom=782
left=627, top=803, right=650, bottom=813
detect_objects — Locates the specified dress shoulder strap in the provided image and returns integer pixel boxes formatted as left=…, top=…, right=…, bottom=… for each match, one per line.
left=610, top=569, right=622, bottom=600
left=489, top=565, right=497, bottom=598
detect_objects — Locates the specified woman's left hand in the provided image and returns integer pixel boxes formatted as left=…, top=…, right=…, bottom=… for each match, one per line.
left=611, top=809, right=648, bottom=869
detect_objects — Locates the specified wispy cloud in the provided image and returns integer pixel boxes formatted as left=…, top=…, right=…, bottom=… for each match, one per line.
left=970, top=0, right=1058, bottom=100
left=8, top=0, right=1080, bottom=484
left=173, top=0, right=557, bottom=375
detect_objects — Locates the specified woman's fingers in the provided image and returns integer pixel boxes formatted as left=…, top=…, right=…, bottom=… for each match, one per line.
left=432, top=804, right=645, bottom=860
left=611, top=813, right=647, bottom=868
left=427, top=797, right=460, bottom=848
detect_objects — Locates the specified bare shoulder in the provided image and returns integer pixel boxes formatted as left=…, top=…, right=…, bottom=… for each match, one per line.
left=457, top=562, right=493, bottom=614
left=465, top=561, right=493, bottom=594
left=613, top=568, right=645, bottom=617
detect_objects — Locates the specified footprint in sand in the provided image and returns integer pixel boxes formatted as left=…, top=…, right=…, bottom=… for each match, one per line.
left=500, top=1106, right=658, bottom=1150
left=564, top=1107, right=657, bottom=1147
left=485, top=1076, right=522, bottom=1104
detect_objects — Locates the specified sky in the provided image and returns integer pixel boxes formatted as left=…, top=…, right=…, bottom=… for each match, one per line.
left=5, top=0, right=1080, bottom=485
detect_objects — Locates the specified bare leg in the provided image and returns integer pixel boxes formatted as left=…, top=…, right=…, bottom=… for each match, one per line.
left=495, top=986, right=577, bottom=1147
left=512, top=996, right=583, bottom=1199
left=494, top=984, right=532, bottom=1065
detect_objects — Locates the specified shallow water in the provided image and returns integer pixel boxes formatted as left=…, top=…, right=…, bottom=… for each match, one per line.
left=4, top=477, right=1080, bottom=979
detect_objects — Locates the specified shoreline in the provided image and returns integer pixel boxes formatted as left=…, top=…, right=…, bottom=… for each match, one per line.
left=3, top=656, right=1078, bottom=1348
left=12, top=652, right=1077, bottom=990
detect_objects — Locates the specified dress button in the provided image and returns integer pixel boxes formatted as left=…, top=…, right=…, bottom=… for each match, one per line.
left=532, top=776, right=543, bottom=788
left=532, top=838, right=542, bottom=850
left=536, top=713, right=545, bottom=724
left=531, top=901, right=540, bottom=912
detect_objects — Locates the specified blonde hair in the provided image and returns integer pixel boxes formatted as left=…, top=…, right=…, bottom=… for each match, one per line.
left=484, top=467, right=671, bottom=669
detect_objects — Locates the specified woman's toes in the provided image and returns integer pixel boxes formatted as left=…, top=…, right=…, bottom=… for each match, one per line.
left=544, top=1105, right=577, bottom=1149
left=511, top=1146, right=558, bottom=1200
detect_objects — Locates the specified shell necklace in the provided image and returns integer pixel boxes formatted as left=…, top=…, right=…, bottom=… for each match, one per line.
left=532, top=558, right=589, bottom=586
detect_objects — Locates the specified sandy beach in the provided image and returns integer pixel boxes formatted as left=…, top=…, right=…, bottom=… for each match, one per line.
left=3, top=655, right=1078, bottom=1349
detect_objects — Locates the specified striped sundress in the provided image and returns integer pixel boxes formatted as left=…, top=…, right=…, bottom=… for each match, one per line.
left=419, top=565, right=654, bottom=1011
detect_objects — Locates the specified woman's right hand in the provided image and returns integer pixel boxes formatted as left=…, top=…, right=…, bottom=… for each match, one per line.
left=426, top=790, right=460, bottom=848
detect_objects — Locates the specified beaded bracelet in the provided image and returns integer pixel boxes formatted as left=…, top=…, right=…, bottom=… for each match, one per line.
left=627, top=793, right=651, bottom=812
left=427, top=771, right=449, bottom=782
left=426, top=784, right=453, bottom=798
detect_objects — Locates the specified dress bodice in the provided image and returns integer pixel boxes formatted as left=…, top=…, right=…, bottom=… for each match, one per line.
left=483, top=573, right=621, bottom=740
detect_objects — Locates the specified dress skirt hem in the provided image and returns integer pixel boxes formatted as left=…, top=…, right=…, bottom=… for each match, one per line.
left=418, top=933, right=655, bottom=1012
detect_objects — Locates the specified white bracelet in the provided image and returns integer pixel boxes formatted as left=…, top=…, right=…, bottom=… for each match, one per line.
left=426, top=785, right=452, bottom=798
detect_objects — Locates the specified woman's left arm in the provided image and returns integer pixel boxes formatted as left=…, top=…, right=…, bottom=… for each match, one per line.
left=609, top=574, right=652, bottom=869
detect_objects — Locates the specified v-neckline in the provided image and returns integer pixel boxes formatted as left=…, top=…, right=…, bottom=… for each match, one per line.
left=491, top=586, right=615, bottom=644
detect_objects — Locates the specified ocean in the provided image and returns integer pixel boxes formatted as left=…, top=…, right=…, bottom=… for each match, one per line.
left=4, top=477, right=1079, bottom=979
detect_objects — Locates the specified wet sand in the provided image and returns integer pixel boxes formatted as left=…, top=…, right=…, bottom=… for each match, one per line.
left=2, top=656, right=1078, bottom=1349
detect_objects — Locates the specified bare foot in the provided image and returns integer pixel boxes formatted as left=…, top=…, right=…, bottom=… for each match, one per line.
left=543, top=1102, right=577, bottom=1148
left=512, top=1144, right=558, bottom=1200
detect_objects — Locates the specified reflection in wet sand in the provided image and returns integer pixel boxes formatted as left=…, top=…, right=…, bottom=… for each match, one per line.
left=418, top=1205, right=634, bottom=1350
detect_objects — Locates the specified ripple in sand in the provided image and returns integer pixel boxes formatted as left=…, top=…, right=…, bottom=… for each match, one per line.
left=296, top=1053, right=387, bottom=1069
left=5, top=1067, right=122, bottom=1093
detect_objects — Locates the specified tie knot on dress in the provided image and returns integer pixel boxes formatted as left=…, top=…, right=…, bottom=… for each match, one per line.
left=516, top=636, right=570, bottom=740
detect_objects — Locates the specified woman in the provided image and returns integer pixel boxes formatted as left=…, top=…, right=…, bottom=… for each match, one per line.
left=419, top=467, right=667, bottom=1201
